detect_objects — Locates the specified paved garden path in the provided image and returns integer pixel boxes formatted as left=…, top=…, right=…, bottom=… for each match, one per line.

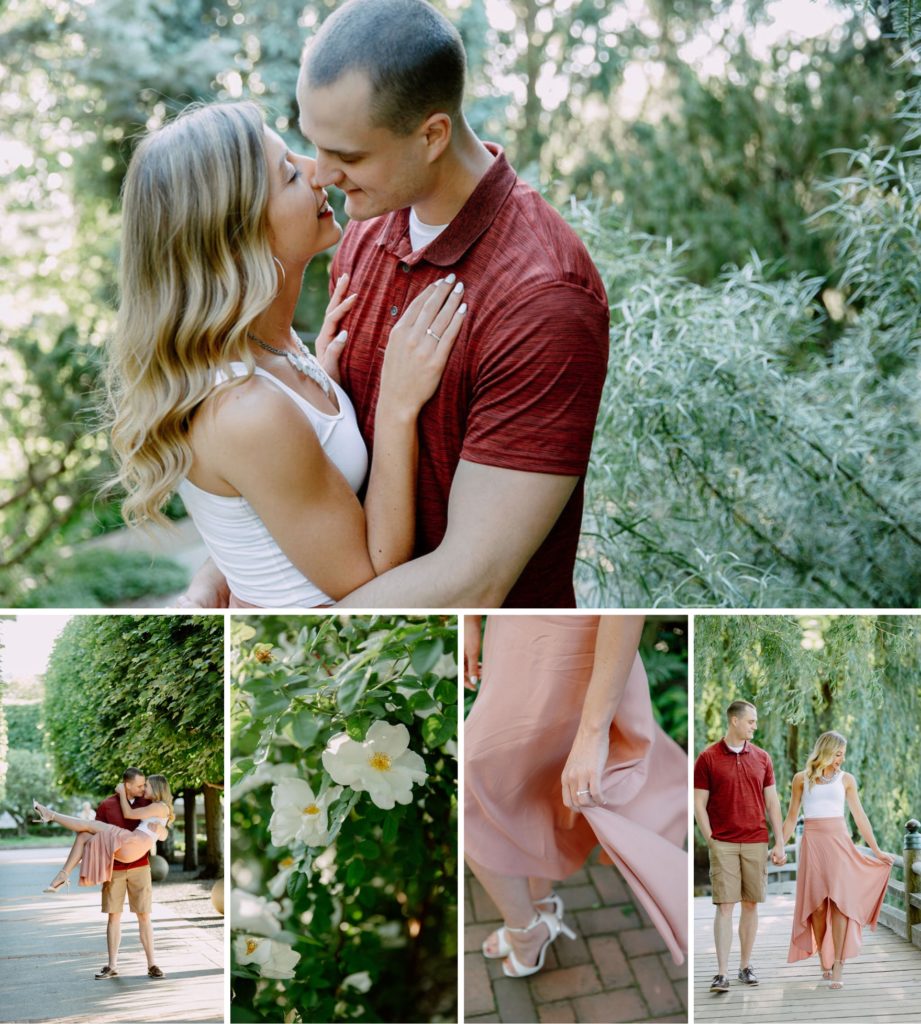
left=0, top=846, right=223, bottom=1023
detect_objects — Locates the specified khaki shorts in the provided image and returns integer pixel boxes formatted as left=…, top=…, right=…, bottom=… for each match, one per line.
left=708, top=839, right=768, bottom=904
left=101, top=865, right=152, bottom=914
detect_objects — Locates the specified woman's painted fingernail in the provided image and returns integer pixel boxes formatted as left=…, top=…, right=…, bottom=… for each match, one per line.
left=453, top=281, right=464, bottom=294
left=335, top=330, right=347, bottom=342
left=458, top=303, right=467, bottom=314
left=445, top=273, right=456, bottom=284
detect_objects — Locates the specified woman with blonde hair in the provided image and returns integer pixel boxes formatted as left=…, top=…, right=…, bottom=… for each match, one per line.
left=107, top=101, right=465, bottom=607
left=34, top=775, right=175, bottom=893
left=781, top=731, right=893, bottom=989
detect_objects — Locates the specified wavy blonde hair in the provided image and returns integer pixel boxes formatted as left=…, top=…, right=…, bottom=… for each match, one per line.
left=107, top=101, right=278, bottom=525
left=804, top=730, right=847, bottom=787
left=147, top=774, right=176, bottom=827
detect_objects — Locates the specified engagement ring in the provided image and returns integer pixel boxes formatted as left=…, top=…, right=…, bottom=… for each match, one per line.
left=426, top=328, right=443, bottom=341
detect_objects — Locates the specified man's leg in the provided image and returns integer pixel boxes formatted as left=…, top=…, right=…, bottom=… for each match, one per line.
left=714, top=902, right=734, bottom=977
left=106, top=912, right=122, bottom=971
left=738, top=901, right=758, bottom=970
left=136, top=912, right=156, bottom=968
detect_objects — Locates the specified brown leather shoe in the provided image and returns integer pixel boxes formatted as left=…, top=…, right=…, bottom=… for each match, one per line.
left=147, top=965, right=165, bottom=978
left=95, top=965, right=118, bottom=980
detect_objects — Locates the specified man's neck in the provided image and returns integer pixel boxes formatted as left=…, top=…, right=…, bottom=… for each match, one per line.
left=411, top=125, right=494, bottom=226
left=724, top=734, right=747, bottom=749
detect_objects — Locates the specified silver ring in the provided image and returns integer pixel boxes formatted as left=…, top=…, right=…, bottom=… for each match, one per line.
left=426, top=328, right=443, bottom=342
left=576, top=789, right=590, bottom=795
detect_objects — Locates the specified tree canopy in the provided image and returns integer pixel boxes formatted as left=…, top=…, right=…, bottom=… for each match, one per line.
left=695, top=614, right=921, bottom=854
left=43, top=614, right=223, bottom=795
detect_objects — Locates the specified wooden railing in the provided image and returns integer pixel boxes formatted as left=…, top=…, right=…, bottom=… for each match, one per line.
left=766, top=817, right=921, bottom=951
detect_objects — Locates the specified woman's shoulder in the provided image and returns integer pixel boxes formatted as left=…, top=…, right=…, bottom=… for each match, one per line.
left=792, top=770, right=805, bottom=786
left=197, top=374, right=323, bottom=454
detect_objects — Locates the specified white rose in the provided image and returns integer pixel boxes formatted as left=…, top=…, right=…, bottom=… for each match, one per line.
left=229, top=888, right=283, bottom=937
left=322, top=721, right=427, bottom=810
left=234, top=934, right=300, bottom=980
left=269, top=778, right=342, bottom=848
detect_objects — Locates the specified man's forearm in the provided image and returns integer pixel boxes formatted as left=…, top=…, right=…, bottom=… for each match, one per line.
left=336, top=545, right=511, bottom=607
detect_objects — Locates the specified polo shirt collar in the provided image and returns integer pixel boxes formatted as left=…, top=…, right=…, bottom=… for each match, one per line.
left=374, top=142, right=517, bottom=267
left=721, top=738, right=749, bottom=755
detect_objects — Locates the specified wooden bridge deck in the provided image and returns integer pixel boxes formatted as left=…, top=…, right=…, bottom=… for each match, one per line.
left=693, top=894, right=921, bottom=1023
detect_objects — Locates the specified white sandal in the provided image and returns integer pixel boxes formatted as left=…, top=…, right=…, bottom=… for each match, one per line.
left=502, top=910, right=576, bottom=978
left=481, top=890, right=567, bottom=959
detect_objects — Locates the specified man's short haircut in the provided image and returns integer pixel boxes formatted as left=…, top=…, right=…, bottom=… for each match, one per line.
left=123, top=766, right=145, bottom=782
left=726, top=699, right=756, bottom=722
left=302, top=0, right=466, bottom=135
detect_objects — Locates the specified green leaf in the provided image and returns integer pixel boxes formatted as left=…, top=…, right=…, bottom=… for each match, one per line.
left=410, top=638, right=444, bottom=676
left=346, top=714, right=371, bottom=741
left=287, top=713, right=320, bottom=749
left=422, top=713, right=454, bottom=749
left=408, top=690, right=436, bottom=712
left=346, top=859, right=366, bottom=886
left=337, top=669, right=370, bottom=714
left=434, top=678, right=458, bottom=705
left=357, top=839, right=380, bottom=859
left=382, top=813, right=399, bottom=844
left=286, top=870, right=309, bottom=900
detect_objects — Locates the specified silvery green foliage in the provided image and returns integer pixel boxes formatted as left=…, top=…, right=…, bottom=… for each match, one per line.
left=573, top=10, right=921, bottom=607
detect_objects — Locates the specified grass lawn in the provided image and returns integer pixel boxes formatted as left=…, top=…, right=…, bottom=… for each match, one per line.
left=0, top=834, right=75, bottom=848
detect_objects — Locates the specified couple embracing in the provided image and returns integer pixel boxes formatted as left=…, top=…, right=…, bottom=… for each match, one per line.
left=106, top=0, right=609, bottom=610
left=33, top=767, right=174, bottom=981
left=694, top=699, right=893, bottom=994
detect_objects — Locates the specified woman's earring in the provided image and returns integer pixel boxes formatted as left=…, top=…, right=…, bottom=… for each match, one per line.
left=273, top=256, right=286, bottom=291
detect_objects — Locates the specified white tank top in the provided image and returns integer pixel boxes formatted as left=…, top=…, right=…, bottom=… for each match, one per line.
left=134, top=815, right=168, bottom=839
left=801, top=771, right=846, bottom=819
left=178, top=362, right=369, bottom=607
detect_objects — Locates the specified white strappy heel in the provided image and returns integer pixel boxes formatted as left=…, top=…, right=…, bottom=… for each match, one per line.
left=502, top=909, right=576, bottom=978
left=481, top=890, right=568, bottom=959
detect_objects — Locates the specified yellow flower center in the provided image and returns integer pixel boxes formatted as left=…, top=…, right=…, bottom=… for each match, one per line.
left=280, top=857, right=295, bottom=868
left=246, top=939, right=259, bottom=955
left=303, top=804, right=321, bottom=815
left=369, top=752, right=392, bottom=772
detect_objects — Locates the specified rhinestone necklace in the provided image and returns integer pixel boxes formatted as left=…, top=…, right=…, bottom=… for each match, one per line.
left=247, top=329, right=333, bottom=399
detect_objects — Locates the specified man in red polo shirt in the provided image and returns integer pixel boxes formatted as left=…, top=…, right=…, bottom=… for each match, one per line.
left=93, top=767, right=161, bottom=980
left=298, top=0, right=609, bottom=608
left=694, top=700, right=787, bottom=994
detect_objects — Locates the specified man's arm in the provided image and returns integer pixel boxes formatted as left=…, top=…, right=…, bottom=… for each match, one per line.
left=693, top=788, right=713, bottom=842
left=337, top=460, right=577, bottom=607
left=763, top=784, right=787, bottom=865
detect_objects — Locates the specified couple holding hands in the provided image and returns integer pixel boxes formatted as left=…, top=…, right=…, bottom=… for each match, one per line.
left=695, top=700, right=893, bottom=994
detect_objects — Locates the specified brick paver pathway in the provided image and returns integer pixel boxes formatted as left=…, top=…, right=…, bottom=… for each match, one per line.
left=464, top=857, right=687, bottom=1023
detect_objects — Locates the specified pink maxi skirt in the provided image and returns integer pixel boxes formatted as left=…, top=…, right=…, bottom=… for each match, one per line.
left=79, top=826, right=153, bottom=887
left=787, top=816, right=891, bottom=964
left=465, top=615, right=688, bottom=964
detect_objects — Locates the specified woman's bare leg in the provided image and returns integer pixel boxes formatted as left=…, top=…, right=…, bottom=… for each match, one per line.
left=61, top=832, right=90, bottom=874
left=829, top=900, right=847, bottom=988
left=36, top=804, right=115, bottom=837
left=466, top=854, right=550, bottom=971
left=810, top=899, right=832, bottom=978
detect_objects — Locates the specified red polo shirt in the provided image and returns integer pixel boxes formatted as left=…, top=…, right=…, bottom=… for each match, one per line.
left=693, top=739, right=776, bottom=843
left=95, top=793, right=151, bottom=871
left=332, top=144, right=610, bottom=607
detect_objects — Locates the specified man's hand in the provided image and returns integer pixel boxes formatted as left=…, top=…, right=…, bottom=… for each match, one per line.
left=177, top=558, right=231, bottom=608
left=770, top=843, right=787, bottom=866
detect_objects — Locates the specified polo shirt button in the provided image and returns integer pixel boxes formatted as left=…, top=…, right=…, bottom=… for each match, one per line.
left=399, top=262, right=410, bottom=273
left=390, top=305, right=399, bottom=316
